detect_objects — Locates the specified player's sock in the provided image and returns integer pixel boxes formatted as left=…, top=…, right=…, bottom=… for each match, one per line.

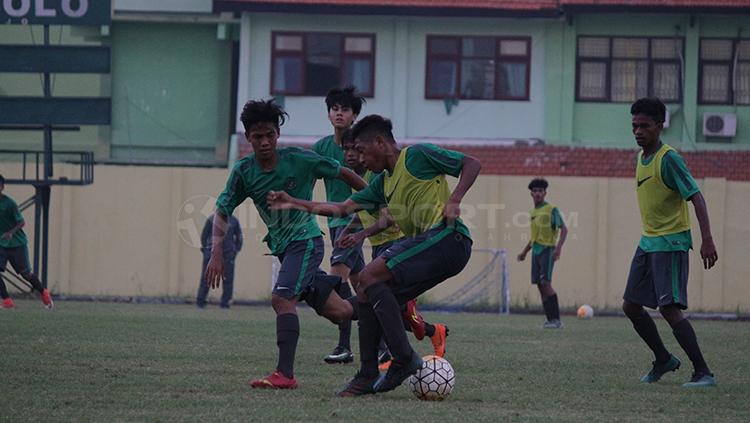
left=424, top=322, right=436, bottom=338
left=0, top=277, right=9, bottom=299
left=548, top=294, right=561, bottom=321
left=357, top=302, right=382, bottom=378
left=275, top=313, right=299, bottom=378
left=630, top=310, right=671, bottom=363
left=365, top=283, right=414, bottom=363
left=345, top=296, right=359, bottom=320
left=671, top=319, right=710, bottom=374
left=25, top=274, right=45, bottom=293
left=541, top=295, right=555, bottom=321
left=336, top=282, right=353, bottom=349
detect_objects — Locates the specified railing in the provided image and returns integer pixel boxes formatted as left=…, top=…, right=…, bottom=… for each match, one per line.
left=0, top=149, right=94, bottom=186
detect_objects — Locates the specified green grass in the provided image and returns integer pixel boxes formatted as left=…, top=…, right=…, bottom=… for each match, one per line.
left=2, top=300, right=749, bottom=422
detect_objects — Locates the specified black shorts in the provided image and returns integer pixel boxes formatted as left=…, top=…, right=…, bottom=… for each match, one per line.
left=370, top=239, right=399, bottom=262
left=531, top=246, right=555, bottom=284
left=0, top=245, right=31, bottom=274
left=380, top=223, right=472, bottom=304
left=273, top=237, right=325, bottom=300
left=329, top=226, right=365, bottom=274
left=623, top=247, right=689, bottom=310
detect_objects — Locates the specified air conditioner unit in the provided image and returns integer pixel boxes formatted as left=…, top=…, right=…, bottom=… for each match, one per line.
left=703, top=113, right=737, bottom=138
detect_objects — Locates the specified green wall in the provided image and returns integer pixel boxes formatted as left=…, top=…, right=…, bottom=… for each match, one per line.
left=110, top=22, right=233, bottom=164
left=545, top=13, right=750, bottom=150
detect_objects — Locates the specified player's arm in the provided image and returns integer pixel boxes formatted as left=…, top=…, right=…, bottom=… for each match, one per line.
left=689, top=192, right=717, bottom=269
left=444, top=155, right=482, bottom=224
left=2, top=204, right=24, bottom=241
left=267, top=191, right=364, bottom=217
left=338, top=167, right=367, bottom=191
left=337, top=209, right=395, bottom=248
left=553, top=207, right=567, bottom=261
left=205, top=212, right=231, bottom=288
left=517, top=241, right=531, bottom=262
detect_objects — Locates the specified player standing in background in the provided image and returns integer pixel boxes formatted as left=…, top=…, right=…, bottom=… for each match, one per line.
left=312, top=87, right=366, bottom=364
left=517, top=178, right=567, bottom=328
left=623, top=97, right=718, bottom=387
left=204, top=100, right=367, bottom=389
left=267, top=115, right=481, bottom=396
left=0, top=174, right=54, bottom=310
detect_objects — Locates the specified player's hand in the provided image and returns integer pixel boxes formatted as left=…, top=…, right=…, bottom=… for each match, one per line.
left=442, top=198, right=461, bottom=227
left=1, top=232, right=11, bottom=241
left=553, top=247, right=562, bottom=261
left=204, top=254, right=225, bottom=289
left=337, top=232, right=365, bottom=249
left=700, top=236, right=718, bottom=270
left=516, top=253, right=526, bottom=262
left=266, top=190, right=294, bottom=210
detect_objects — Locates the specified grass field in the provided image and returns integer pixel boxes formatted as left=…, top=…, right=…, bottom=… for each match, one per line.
left=3, top=300, right=749, bottom=422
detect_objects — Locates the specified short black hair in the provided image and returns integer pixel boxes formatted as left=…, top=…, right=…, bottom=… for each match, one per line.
left=341, top=129, right=355, bottom=150
left=630, top=97, right=666, bottom=124
left=240, top=99, right=288, bottom=132
left=0, top=174, right=4, bottom=184
left=325, top=86, right=366, bottom=115
left=351, top=115, right=395, bottom=144
left=528, top=178, right=548, bottom=190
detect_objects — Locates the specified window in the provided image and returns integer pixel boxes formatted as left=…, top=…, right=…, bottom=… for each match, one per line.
left=576, top=36, right=683, bottom=103
left=425, top=36, right=531, bottom=101
left=699, top=38, right=750, bottom=105
left=271, top=32, right=375, bottom=97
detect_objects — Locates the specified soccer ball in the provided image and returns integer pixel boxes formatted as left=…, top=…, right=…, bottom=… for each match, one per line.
left=408, top=355, right=455, bottom=401
left=577, top=304, right=594, bottom=319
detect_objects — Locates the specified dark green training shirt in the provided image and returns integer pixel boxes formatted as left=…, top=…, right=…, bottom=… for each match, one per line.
left=216, top=147, right=341, bottom=255
left=0, top=194, right=27, bottom=248
left=312, top=135, right=352, bottom=229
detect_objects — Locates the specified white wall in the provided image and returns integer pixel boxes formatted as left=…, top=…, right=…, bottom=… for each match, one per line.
left=241, top=13, right=547, bottom=141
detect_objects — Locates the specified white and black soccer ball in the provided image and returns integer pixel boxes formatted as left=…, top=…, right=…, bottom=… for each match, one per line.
left=408, top=355, right=455, bottom=401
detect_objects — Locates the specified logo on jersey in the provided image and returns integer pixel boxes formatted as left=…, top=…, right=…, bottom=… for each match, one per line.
left=285, top=177, right=297, bottom=191
left=637, top=176, right=652, bottom=187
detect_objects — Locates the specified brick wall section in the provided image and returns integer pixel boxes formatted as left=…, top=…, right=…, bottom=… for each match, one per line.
left=238, top=143, right=750, bottom=181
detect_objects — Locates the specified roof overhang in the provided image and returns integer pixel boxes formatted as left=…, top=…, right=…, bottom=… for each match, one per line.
left=213, top=1, right=562, bottom=18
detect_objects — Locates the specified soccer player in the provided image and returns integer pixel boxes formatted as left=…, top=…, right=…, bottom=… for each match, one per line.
left=267, top=115, right=481, bottom=396
left=623, top=97, right=718, bottom=388
left=517, top=178, right=567, bottom=328
left=204, top=99, right=367, bottom=389
left=336, top=133, right=450, bottom=368
left=312, top=86, right=366, bottom=364
left=0, top=174, right=54, bottom=310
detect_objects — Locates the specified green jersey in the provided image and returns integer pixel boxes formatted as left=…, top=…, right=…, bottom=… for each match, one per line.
left=637, top=147, right=700, bottom=253
left=312, top=135, right=352, bottom=228
left=0, top=194, right=27, bottom=248
left=216, top=147, right=341, bottom=255
left=350, top=143, right=471, bottom=239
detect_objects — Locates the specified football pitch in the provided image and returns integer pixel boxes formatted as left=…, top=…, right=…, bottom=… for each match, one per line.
left=3, top=300, right=749, bottom=422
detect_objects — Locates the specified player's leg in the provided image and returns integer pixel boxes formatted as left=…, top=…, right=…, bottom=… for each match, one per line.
left=325, top=226, right=364, bottom=364
left=12, top=246, right=52, bottom=309
left=623, top=248, right=678, bottom=383
left=534, top=247, right=560, bottom=327
left=0, top=251, right=13, bottom=308
left=654, top=251, right=714, bottom=387
left=196, top=254, right=210, bottom=308
left=369, top=224, right=472, bottom=392
left=220, top=257, right=235, bottom=308
left=250, top=237, right=323, bottom=389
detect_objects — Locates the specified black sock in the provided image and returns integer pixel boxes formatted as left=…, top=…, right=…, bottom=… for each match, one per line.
left=24, top=273, right=45, bottom=293
left=276, top=313, right=299, bottom=378
left=336, top=282, right=353, bottom=349
left=365, top=283, right=414, bottom=363
left=630, top=310, right=671, bottom=363
left=671, top=319, right=710, bottom=374
left=358, top=302, right=381, bottom=378
left=0, top=276, right=9, bottom=299
left=345, top=296, right=359, bottom=320
left=424, top=322, right=436, bottom=338
left=542, top=294, right=560, bottom=321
